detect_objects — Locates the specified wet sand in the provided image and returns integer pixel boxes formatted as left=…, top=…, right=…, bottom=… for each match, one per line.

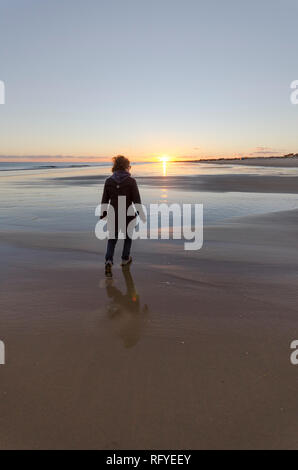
left=1, top=204, right=298, bottom=449
left=47, top=172, right=298, bottom=194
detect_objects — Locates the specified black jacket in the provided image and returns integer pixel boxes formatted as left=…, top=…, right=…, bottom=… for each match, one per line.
left=101, top=171, right=141, bottom=229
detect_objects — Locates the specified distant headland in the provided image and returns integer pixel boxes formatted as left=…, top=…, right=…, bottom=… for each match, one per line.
left=176, top=154, right=298, bottom=168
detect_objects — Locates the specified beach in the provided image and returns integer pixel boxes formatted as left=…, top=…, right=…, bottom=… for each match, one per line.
left=1, top=0, right=298, bottom=452
left=1, top=161, right=298, bottom=449
left=204, top=155, right=298, bottom=168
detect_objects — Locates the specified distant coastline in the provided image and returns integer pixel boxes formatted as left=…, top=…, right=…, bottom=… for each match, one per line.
left=176, top=153, right=298, bottom=167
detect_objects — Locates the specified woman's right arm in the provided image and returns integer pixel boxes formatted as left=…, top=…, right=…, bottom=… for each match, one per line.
left=100, top=181, right=110, bottom=218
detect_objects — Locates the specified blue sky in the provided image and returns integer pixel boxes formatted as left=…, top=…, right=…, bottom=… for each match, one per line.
left=0, top=0, right=297, bottom=160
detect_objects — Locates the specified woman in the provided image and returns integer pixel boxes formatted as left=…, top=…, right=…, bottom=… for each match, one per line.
left=100, top=155, right=142, bottom=276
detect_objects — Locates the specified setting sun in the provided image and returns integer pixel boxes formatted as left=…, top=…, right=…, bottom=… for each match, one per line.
left=158, top=155, right=171, bottom=163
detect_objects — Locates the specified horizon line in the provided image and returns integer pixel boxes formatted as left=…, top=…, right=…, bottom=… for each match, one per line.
left=0, top=153, right=297, bottom=163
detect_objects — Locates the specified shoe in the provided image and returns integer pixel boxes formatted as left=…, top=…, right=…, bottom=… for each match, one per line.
left=121, top=256, right=132, bottom=266
left=105, top=261, right=113, bottom=277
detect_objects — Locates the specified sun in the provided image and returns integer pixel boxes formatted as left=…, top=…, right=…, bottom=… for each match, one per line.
left=158, top=155, right=171, bottom=163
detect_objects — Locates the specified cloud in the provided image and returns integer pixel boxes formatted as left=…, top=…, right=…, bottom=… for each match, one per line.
left=249, top=147, right=282, bottom=156
left=249, top=151, right=281, bottom=156
left=255, top=146, right=274, bottom=151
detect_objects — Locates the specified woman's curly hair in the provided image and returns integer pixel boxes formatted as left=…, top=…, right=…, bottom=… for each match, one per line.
left=112, top=155, right=131, bottom=172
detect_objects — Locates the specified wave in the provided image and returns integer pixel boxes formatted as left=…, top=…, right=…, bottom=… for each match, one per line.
left=0, top=162, right=109, bottom=172
left=0, top=161, right=150, bottom=172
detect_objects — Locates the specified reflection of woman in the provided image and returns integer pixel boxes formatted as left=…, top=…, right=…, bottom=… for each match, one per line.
left=105, top=267, right=148, bottom=348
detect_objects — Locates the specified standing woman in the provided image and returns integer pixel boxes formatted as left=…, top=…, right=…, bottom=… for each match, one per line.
left=100, top=155, right=142, bottom=276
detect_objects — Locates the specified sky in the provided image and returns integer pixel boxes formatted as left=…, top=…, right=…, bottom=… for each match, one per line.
left=0, top=0, right=298, bottom=161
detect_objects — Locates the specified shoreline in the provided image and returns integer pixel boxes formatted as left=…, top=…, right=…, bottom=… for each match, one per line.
left=47, top=173, right=298, bottom=194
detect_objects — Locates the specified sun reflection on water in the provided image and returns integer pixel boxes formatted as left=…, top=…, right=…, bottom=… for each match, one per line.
left=161, top=187, right=168, bottom=200
left=158, top=155, right=170, bottom=176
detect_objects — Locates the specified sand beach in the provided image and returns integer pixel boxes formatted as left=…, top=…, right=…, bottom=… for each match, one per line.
left=0, top=161, right=298, bottom=449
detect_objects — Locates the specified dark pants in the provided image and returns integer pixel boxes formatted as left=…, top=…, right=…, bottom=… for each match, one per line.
left=105, top=235, right=132, bottom=263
